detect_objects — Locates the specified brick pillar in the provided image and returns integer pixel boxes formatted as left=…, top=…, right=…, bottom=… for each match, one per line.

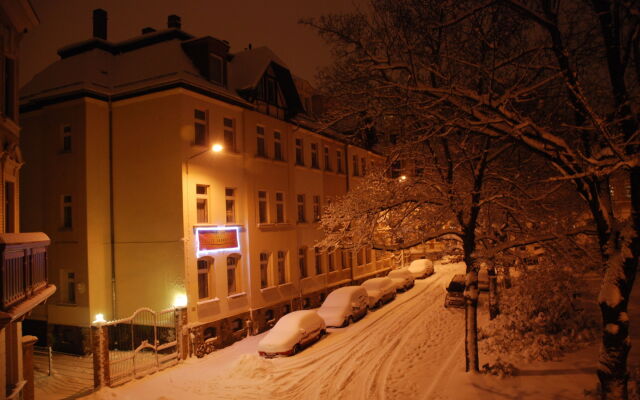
left=21, top=335, right=38, bottom=400
left=174, top=306, right=188, bottom=360
left=91, top=323, right=110, bottom=388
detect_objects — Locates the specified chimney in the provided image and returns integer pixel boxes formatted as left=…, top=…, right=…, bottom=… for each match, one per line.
left=93, top=9, right=107, bottom=40
left=141, top=27, right=156, bottom=34
left=167, top=15, right=181, bottom=29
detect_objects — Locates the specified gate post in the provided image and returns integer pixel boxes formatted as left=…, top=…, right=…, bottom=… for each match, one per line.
left=91, top=322, right=110, bottom=388
left=174, top=306, right=188, bottom=360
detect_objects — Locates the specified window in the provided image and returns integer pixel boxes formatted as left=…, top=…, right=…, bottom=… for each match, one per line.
left=314, top=248, right=323, bottom=275
left=328, top=251, right=335, bottom=272
left=197, top=258, right=211, bottom=299
left=232, top=318, right=243, bottom=331
left=259, top=252, right=270, bottom=288
left=337, top=150, right=344, bottom=173
left=61, top=125, right=72, bottom=153
left=391, top=160, right=402, bottom=178
left=414, top=159, right=424, bottom=176
left=275, top=192, right=285, bottom=223
left=365, top=248, right=372, bottom=264
left=225, top=188, right=236, bottom=223
left=227, top=255, right=240, bottom=295
left=274, top=131, right=283, bottom=161
left=63, top=271, right=76, bottom=304
left=298, top=248, right=308, bottom=278
left=324, top=146, right=331, bottom=171
left=62, top=195, right=73, bottom=229
left=357, top=249, right=364, bottom=266
left=352, top=155, right=360, bottom=176
left=297, top=194, right=306, bottom=223
left=311, top=143, right=319, bottom=168
left=258, top=190, right=268, bottom=223
left=295, top=138, right=304, bottom=165
left=256, top=126, right=267, bottom=157
left=196, top=185, right=209, bottom=223
left=277, top=251, right=287, bottom=284
left=204, top=327, right=217, bottom=340
left=347, top=251, right=353, bottom=268
left=4, top=57, right=15, bottom=119
left=340, top=250, right=347, bottom=269
left=313, top=195, right=321, bottom=222
left=223, top=118, right=236, bottom=152
left=361, top=157, right=366, bottom=176
left=194, top=109, right=208, bottom=146
left=209, top=53, right=224, bottom=85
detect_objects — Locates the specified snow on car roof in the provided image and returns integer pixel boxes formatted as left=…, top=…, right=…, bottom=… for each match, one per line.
left=362, top=277, right=393, bottom=290
left=323, top=286, right=365, bottom=307
left=272, top=310, right=318, bottom=331
left=409, top=259, right=433, bottom=269
left=388, top=269, right=410, bottom=278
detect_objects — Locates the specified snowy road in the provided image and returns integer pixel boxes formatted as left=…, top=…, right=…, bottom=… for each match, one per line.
left=86, top=261, right=466, bottom=400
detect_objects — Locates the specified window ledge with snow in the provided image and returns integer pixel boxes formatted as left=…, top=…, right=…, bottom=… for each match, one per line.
left=228, top=292, right=246, bottom=299
left=260, top=286, right=278, bottom=293
left=197, top=297, right=220, bottom=306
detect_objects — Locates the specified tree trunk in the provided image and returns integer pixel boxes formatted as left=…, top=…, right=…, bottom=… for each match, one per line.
left=502, top=265, right=512, bottom=289
left=464, top=269, right=479, bottom=372
left=488, top=267, right=499, bottom=320
left=597, top=222, right=639, bottom=400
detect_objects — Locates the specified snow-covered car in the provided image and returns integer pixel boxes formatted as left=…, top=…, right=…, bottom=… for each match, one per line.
left=317, top=286, right=369, bottom=327
left=361, top=277, right=397, bottom=309
left=387, top=269, right=415, bottom=292
left=407, top=259, right=434, bottom=279
left=257, top=310, right=326, bottom=358
left=444, top=274, right=466, bottom=308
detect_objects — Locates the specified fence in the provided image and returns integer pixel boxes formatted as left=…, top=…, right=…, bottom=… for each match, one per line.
left=93, top=306, right=188, bottom=388
left=33, top=346, right=95, bottom=398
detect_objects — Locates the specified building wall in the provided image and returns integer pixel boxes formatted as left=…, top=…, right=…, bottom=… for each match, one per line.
left=20, top=86, right=391, bottom=354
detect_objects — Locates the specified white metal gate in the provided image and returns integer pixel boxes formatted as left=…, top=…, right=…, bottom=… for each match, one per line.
left=104, top=307, right=178, bottom=386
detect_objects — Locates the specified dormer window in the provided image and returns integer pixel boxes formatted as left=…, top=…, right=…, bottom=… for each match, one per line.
left=266, top=77, right=277, bottom=104
left=209, top=53, right=224, bottom=85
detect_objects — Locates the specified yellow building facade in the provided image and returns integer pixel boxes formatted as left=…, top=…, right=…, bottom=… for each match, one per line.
left=20, top=11, right=391, bottom=355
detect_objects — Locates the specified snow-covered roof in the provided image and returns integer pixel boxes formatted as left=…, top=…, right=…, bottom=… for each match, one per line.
left=20, top=31, right=278, bottom=111
left=0, top=232, right=50, bottom=245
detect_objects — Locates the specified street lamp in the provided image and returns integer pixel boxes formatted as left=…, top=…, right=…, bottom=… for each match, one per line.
left=188, top=144, right=224, bottom=160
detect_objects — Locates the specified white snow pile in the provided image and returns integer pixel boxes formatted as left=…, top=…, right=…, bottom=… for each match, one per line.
left=479, top=265, right=598, bottom=362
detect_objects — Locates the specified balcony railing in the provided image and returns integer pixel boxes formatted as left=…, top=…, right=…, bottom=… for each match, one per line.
left=0, top=233, right=50, bottom=310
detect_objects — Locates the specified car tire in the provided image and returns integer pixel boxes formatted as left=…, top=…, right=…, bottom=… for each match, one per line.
left=341, top=317, right=350, bottom=328
left=375, top=300, right=382, bottom=309
left=320, top=329, right=327, bottom=337
left=293, top=344, right=301, bottom=355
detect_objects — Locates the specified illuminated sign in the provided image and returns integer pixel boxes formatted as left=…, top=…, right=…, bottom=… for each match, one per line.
left=195, top=226, right=240, bottom=257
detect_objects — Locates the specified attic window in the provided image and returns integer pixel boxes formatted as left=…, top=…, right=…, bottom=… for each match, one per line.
left=209, top=53, right=223, bottom=85
left=266, top=77, right=277, bottom=105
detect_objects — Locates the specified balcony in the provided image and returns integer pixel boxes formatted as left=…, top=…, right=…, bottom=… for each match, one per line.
left=0, top=233, right=52, bottom=311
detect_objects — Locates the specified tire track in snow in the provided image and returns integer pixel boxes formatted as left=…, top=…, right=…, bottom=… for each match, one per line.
left=176, top=263, right=465, bottom=400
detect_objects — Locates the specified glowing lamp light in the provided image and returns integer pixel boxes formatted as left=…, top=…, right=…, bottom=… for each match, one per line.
left=173, top=294, right=188, bottom=308
left=212, top=144, right=224, bottom=153
left=93, top=313, right=106, bottom=324
left=399, top=175, right=407, bottom=182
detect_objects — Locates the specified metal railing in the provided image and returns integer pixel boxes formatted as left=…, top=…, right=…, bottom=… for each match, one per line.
left=1, top=243, right=49, bottom=309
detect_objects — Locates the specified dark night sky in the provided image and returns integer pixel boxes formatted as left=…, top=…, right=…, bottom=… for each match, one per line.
left=20, top=0, right=361, bottom=88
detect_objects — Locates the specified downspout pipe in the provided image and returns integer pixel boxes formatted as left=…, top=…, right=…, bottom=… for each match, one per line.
left=108, top=96, right=117, bottom=319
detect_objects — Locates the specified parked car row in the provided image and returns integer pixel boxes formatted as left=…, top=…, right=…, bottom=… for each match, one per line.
left=257, top=258, right=436, bottom=358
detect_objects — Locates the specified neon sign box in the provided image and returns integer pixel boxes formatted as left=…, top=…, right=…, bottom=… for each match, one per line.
left=195, top=226, right=240, bottom=257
